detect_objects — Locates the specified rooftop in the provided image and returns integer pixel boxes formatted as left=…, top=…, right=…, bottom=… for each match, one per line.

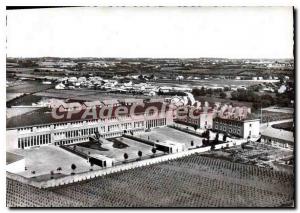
left=214, top=116, right=260, bottom=123
left=261, top=127, right=294, bottom=143
left=7, top=101, right=170, bottom=129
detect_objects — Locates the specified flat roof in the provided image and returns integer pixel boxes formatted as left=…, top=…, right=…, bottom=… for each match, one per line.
left=6, top=101, right=170, bottom=129
left=214, top=117, right=260, bottom=123
left=261, top=127, right=294, bottom=142
left=89, top=154, right=113, bottom=161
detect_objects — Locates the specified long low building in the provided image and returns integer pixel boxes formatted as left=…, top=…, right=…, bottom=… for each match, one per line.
left=6, top=101, right=174, bottom=150
left=261, top=127, right=294, bottom=149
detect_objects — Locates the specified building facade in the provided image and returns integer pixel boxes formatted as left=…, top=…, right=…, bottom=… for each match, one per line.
left=261, top=127, right=294, bottom=149
left=6, top=102, right=174, bottom=150
left=212, top=117, right=260, bottom=139
left=175, top=107, right=214, bottom=129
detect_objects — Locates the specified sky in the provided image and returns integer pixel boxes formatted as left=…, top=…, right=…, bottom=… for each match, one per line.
left=6, top=7, right=294, bottom=59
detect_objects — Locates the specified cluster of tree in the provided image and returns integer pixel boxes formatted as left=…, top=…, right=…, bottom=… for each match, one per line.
left=157, top=90, right=187, bottom=96
left=123, top=148, right=157, bottom=162
left=192, top=87, right=228, bottom=98
left=231, top=89, right=294, bottom=109
left=18, top=60, right=39, bottom=67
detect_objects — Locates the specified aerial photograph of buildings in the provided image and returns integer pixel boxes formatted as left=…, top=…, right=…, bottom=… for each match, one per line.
left=6, top=6, right=295, bottom=208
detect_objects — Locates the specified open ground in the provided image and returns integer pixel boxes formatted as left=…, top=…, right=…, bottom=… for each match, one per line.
left=7, top=154, right=294, bottom=207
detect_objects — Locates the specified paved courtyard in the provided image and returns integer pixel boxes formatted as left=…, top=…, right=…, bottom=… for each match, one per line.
left=72, top=137, right=162, bottom=162
left=11, top=146, right=98, bottom=179
left=139, top=126, right=204, bottom=148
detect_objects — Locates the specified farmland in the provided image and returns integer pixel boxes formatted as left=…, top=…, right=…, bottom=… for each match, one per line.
left=34, top=89, right=157, bottom=101
left=6, top=80, right=53, bottom=94
left=7, top=155, right=294, bottom=207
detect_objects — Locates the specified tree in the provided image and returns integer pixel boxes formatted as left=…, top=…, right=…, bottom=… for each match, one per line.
left=214, top=133, right=219, bottom=144
left=206, top=88, right=213, bottom=96
left=223, top=134, right=227, bottom=142
left=90, top=162, right=94, bottom=171
left=124, top=153, right=129, bottom=161
left=191, top=140, right=194, bottom=147
left=192, top=87, right=206, bottom=96
left=202, top=129, right=210, bottom=139
left=206, top=130, right=210, bottom=140
left=71, top=164, right=76, bottom=174
left=50, top=170, right=54, bottom=179
left=138, top=151, right=143, bottom=159
left=241, top=143, right=245, bottom=150
left=211, top=144, right=215, bottom=151
left=220, top=92, right=227, bottom=99
left=202, top=139, right=208, bottom=146
left=152, top=148, right=157, bottom=155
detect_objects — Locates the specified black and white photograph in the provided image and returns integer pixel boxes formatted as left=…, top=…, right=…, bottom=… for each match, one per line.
left=5, top=6, right=295, bottom=208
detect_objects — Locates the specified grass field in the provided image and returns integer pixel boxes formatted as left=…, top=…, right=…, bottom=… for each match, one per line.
left=153, top=79, right=279, bottom=88
left=7, top=154, right=294, bottom=207
left=34, top=89, right=157, bottom=101
left=6, top=81, right=53, bottom=94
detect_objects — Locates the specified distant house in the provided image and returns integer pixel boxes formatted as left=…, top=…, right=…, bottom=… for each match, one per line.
left=176, top=76, right=184, bottom=81
left=278, top=85, right=287, bottom=94
left=148, top=91, right=156, bottom=96
left=83, top=101, right=103, bottom=109
left=118, top=98, right=144, bottom=105
left=101, top=99, right=120, bottom=107
left=55, top=83, right=65, bottom=90
left=159, top=86, right=172, bottom=93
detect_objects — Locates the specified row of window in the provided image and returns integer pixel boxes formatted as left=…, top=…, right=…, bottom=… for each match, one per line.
left=215, top=121, right=242, bottom=127
left=17, top=127, right=33, bottom=133
left=18, top=134, right=51, bottom=148
left=121, top=122, right=133, bottom=130
left=107, top=124, right=119, bottom=132
left=215, top=125, right=241, bottom=134
left=146, top=118, right=166, bottom=129
left=54, top=137, right=89, bottom=146
left=63, top=127, right=98, bottom=138
left=103, top=132, right=123, bottom=138
left=134, top=121, right=144, bottom=128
